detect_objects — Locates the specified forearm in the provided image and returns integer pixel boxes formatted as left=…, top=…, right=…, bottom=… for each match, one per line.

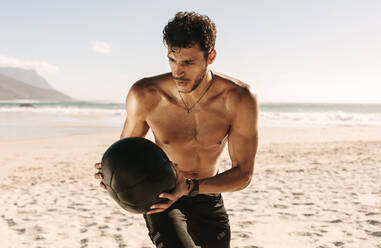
left=197, top=165, right=253, bottom=194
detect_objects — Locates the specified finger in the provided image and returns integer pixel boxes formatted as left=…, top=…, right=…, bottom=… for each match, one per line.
left=94, top=172, right=104, bottom=179
left=94, top=162, right=102, bottom=169
left=146, top=206, right=169, bottom=214
left=150, top=199, right=173, bottom=210
left=150, top=203, right=169, bottom=210
left=159, top=192, right=176, bottom=201
left=100, top=181, right=107, bottom=190
left=146, top=208, right=165, bottom=215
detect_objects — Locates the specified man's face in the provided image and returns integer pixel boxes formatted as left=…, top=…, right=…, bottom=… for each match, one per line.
left=167, top=43, right=209, bottom=93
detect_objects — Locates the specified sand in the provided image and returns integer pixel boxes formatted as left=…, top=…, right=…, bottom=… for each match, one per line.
left=0, top=127, right=380, bottom=248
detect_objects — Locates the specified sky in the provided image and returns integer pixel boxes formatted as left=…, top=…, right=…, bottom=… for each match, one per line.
left=0, top=0, right=380, bottom=103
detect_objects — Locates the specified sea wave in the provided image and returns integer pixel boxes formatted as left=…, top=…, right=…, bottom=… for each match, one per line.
left=1, top=102, right=380, bottom=127
left=260, top=111, right=381, bottom=127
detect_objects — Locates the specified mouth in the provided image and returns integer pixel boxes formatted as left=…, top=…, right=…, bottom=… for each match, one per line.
left=173, top=78, right=190, bottom=87
left=176, top=81, right=188, bottom=87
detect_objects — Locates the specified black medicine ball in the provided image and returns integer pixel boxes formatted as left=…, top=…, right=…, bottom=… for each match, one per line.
left=101, top=137, right=177, bottom=213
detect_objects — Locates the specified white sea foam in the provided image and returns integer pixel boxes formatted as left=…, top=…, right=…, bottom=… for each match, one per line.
left=260, top=111, right=381, bottom=127
left=0, top=102, right=380, bottom=127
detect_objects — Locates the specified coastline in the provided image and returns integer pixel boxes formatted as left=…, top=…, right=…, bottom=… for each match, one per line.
left=1, top=126, right=380, bottom=247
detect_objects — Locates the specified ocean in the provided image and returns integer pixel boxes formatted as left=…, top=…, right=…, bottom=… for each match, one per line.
left=1, top=100, right=380, bottom=140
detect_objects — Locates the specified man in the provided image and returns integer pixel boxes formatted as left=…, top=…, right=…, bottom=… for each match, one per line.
left=94, top=11, right=258, bottom=248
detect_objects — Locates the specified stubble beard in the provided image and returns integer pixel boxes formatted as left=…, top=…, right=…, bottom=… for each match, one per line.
left=180, top=66, right=208, bottom=94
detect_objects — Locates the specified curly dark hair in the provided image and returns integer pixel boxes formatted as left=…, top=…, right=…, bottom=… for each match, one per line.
left=163, top=11, right=217, bottom=58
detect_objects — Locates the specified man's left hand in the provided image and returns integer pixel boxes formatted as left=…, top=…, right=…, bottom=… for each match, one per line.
left=146, top=163, right=188, bottom=214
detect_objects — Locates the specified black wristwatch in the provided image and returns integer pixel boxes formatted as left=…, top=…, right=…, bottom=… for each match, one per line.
left=187, top=179, right=199, bottom=197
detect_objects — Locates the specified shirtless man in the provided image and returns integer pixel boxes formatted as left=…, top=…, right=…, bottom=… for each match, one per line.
left=94, top=12, right=258, bottom=248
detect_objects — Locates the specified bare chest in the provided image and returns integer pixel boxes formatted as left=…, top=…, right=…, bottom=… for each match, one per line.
left=146, top=103, right=231, bottom=148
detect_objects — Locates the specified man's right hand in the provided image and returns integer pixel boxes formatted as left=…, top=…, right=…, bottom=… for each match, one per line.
left=94, top=162, right=107, bottom=190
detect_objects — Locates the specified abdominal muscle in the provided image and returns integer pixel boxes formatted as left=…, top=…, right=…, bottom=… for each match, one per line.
left=157, top=141, right=226, bottom=179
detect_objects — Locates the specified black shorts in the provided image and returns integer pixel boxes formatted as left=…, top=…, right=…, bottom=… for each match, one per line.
left=143, top=193, right=231, bottom=248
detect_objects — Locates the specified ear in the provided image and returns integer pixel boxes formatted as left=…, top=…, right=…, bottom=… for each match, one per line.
left=207, top=49, right=217, bottom=64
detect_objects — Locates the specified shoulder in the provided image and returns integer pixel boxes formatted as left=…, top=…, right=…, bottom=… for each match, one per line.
left=125, top=73, right=172, bottom=118
left=213, top=72, right=258, bottom=114
left=129, top=73, right=171, bottom=97
left=127, top=73, right=172, bottom=105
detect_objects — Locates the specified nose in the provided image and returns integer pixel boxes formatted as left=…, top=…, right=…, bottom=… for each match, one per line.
left=172, top=64, right=185, bottom=78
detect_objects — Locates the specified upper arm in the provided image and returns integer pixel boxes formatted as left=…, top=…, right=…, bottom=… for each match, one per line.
left=120, top=81, right=151, bottom=138
left=227, top=87, right=259, bottom=178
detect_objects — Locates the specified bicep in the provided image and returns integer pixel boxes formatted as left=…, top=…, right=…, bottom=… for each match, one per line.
left=120, top=85, right=150, bottom=139
left=227, top=91, right=259, bottom=174
left=120, top=117, right=149, bottom=139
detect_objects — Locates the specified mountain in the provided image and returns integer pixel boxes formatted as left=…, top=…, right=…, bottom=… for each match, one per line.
left=0, top=74, right=71, bottom=101
left=0, top=67, right=52, bottom=89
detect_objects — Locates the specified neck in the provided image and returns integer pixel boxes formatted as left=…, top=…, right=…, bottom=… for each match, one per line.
left=176, top=69, right=214, bottom=114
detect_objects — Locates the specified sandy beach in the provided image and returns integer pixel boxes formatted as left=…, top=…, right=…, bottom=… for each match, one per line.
left=1, top=126, right=380, bottom=248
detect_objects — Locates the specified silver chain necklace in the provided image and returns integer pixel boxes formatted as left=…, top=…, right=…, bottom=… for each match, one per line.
left=178, top=71, right=214, bottom=114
